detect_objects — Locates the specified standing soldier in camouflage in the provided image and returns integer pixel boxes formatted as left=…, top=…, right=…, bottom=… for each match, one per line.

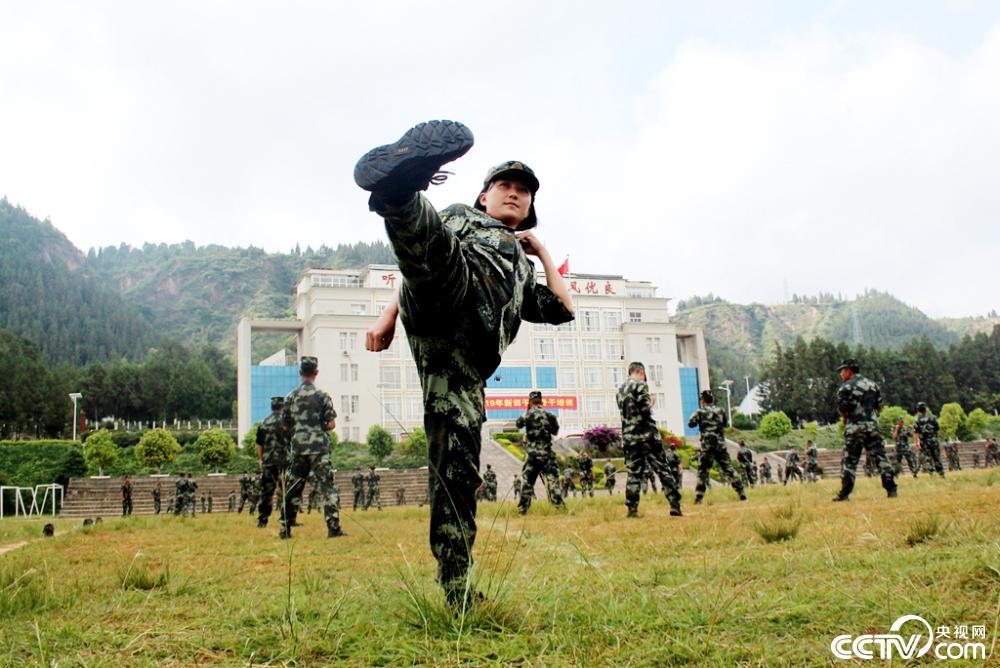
left=561, top=467, right=575, bottom=498
left=736, top=441, right=755, bottom=488
left=227, top=490, right=236, bottom=512
left=356, top=121, right=574, bottom=605
left=174, top=474, right=186, bottom=515
left=986, top=438, right=999, bottom=466
left=783, top=447, right=803, bottom=484
left=237, top=471, right=251, bottom=514
left=892, top=416, right=919, bottom=478
left=913, top=402, right=946, bottom=479
left=121, top=476, right=133, bottom=517
left=514, top=391, right=564, bottom=514
left=972, top=450, right=981, bottom=468
left=804, top=440, right=820, bottom=483
left=151, top=482, right=162, bottom=515
left=207, top=493, right=213, bottom=513
left=618, top=362, right=683, bottom=516
left=689, top=390, right=746, bottom=504
left=167, top=495, right=175, bottom=514
left=187, top=473, right=198, bottom=517
left=833, top=359, right=897, bottom=501
left=759, top=458, right=773, bottom=484
left=946, top=441, right=962, bottom=471
left=279, top=356, right=346, bottom=539
left=256, top=396, right=291, bottom=528
left=512, top=476, right=523, bottom=500
left=604, top=461, right=617, bottom=494
left=351, top=470, right=366, bottom=511
left=577, top=450, right=595, bottom=497
left=396, top=486, right=406, bottom=505
left=482, top=464, right=497, bottom=502
left=200, top=495, right=206, bottom=514
left=365, top=466, right=382, bottom=511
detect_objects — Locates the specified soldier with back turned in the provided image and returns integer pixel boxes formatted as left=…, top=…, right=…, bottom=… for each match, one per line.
left=832, top=359, right=896, bottom=502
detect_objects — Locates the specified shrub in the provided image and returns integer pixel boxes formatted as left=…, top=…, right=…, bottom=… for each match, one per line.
left=732, top=412, right=757, bottom=430
left=938, top=403, right=967, bottom=441
left=194, top=429, right=236, bottom=471
left=135, top=429, right=181, bottom=470
left=398, top=427, right=427, bottom=458
left=966, top=408, right=989, bottom=439
left=759, top=412, right=793, bottom=442
left=878, top=406, right=912, bottom=438
left=83, top=430, right=117, bottom=476
left=111, top=431, right=142, bottom=448
left=582, top=425, right=621, bottom=451
left=493, top=431, right=523, bottom=444
left=242, top=424, right=258, bottom=450
left=367, top=425, right=394, bottom=462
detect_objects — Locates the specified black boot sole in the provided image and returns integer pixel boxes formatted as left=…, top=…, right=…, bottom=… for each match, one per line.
left=353, top=120, right=474, bottom=193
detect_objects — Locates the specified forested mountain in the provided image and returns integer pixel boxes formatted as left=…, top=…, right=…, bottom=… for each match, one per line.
left=673, top=290, right=1000, bottom=402
left=0, top=198, right=162, bottom=365
left=85, top=239, right=395, bottom=351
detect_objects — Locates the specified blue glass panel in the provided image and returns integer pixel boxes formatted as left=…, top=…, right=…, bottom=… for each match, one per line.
left=250, top=366, right=301, bottom=424
left=486, top=366, right=533, bottom=389
left=535, top=367, right=557, bottom=389
left=679, top=367, right=701, bottom=436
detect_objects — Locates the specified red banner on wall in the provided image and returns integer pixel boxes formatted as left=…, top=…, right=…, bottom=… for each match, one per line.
left=485, top=396, right=577, bottom=411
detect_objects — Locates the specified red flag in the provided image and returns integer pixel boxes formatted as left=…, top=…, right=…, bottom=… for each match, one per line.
left=557, top=258, right=569, bottom=276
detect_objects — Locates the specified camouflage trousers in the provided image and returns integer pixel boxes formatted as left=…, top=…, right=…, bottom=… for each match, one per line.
left=579, top=471, right=594, bottom=497
left=606, top=475, right=616, bottom=494
left=919, top=439, right=946, bottom=477
left=186, top=493, right=196, bottom=516
left=624, top=438, right=681, bottom=512
left=364, top=486, right=382, bottom=510
left=122, top=498, right=132, bottom=516
left=838, top=424, right=896, bottom=498
left=804, top=461, right=819, bottom=482
left=153, top=498, right=160, bottom=514
left=783, top=464, right=802, bottom=484
left=352, top=488, right=365, bottom=511
left=893, top=444, right=919, bottom=477
left=281, top=452, right=342, bottom=533
left=257, top=465, right=287, bottom=525
left=378, top=194, right=499, bottom=604
left=695, top=440, right=745, bottom=499
left=517, top=452, right=564, bottom=514
left=237, top=492, right=248, bottom=514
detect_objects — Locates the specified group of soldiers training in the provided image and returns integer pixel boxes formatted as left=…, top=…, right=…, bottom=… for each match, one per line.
left=351, top=466, right=384, bottom=510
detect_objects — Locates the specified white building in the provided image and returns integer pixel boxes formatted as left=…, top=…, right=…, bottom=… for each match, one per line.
left=237, top=265, right=709, bottom=443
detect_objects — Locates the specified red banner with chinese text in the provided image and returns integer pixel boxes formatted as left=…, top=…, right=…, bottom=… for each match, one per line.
left=485, top=396, right=577, bottom=411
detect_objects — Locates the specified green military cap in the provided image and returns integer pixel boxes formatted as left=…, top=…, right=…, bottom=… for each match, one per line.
left=300, top=356, right=318, bottom=373
left=270, top=396, right=285, bottom=410
left=836, top=358, right=860, bottom=372
left=474, top=160, right=540, bottom=230
left=529, top=390, right=543, bottom=402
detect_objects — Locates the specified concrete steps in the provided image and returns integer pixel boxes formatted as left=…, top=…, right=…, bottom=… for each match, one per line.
left=479, top=426, right=545, bottom=500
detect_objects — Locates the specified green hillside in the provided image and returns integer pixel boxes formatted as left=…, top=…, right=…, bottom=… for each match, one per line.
left=0, top=198, right=162, bottom=365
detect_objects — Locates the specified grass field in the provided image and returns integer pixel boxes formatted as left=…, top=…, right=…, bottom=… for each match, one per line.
left=1, top=470, right=999, bottom=666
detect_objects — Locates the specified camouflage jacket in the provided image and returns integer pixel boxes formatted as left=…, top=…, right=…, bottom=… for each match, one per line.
left=895, top=426, right=912, bottom=447
left=806, top=445, right=818, bottom=463
left=256, top=411, right=291, bottom=468
left=516, top=406, right=559, bottom=456
left=578, top=454, right=593, bottom=479
left=616, top=377, right=658, bottom=443
left=760, top=458, right=772, bottom=473
left=121, top=482, right=132, bottom=499
left=604, top=462, right=616, bottom=478
left=367, top=471, right=380, bottom=491
left=175, top=479, right=186, bottom=496
left=785, top=450, right=800, bottom=466
left=239, top=474, right=250, bottom=494
left=688, top=405, right=727, bottom=445
left=396, top=201, right=574, bottom=380
left=482, top=469, right=497, bottom=486
left=913, top=413, right=939, bottom=445
left=152, top=488, right=160, bottom=502
left=836, top=374, right=881, bottom=427
left=282, top=381, right=337, bottom=456
left=737, top=448, right=753, bottom=465
left=351, top=471, right=364, bottom=491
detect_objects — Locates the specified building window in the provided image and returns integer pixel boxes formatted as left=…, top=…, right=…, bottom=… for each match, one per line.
left=340, top=332, right=358, bottom=351
left=312, top=274, right=361, bottom=288
left=606, top=340, right=623, bottom=361
left=649, top=365, right=663, bottom=385
left=535, top=337, right=554, bottom=360
left=581, top=310, right=600, bottom=332
left=645, top=336, right=661, bottom=354
left=341, top=364, right=359, bottom=383
left=376, top=302, right=388, bottom=315
left=609, top=367, right=625, bottom=387
left=560, top=367, right=578, bottom=389
left=585, top=396, right=604, bottom=416
left=351, top=303, right=367, bottom=316
left=626, top=286, right=655, bottom=298
left=405, top=365, right=419, bottom=387
left=340, top=395, right=350, bottom=415
left=351, top=395, right=359, bottom=413
left=556, top=319, right=576, bottom=332
left=603, top=311, right=622, bottom=331
left=558, top=339, right=577, bottom=360
left=585, top=366, right=603, bottom=389
left=383, top=396, right=402, bottom=421
left=380, top=366, right=401, bottom=387
left=654, top=393, right=665, bottom=409
left=407, top=397, right=423, bottom=420
left=351, top=364, right=358, bottom=382
left=340, top=364, right=349, bottom=383
left=583, top=338, right=601, bottom=360
left=628, top=311, right=642, bottom=323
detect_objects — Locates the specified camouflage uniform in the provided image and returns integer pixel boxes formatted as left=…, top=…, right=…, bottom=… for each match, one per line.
left=237, top=473, right=251, bottom=513
left=914, top=410, right=945, bottom=477
left=688, top=400, right=745, bottom=502
left=893, top=424, right=919, bottom=477
left=227, top=491, right=236, bottom=512
left=481, top=466, right=497, bottom=502
left=151, top=486, right=161, bottom=514
left=121, top=479, right=133, bottom=517
left=372, top=187, right=572, bottom=602
left=187, top=475, right=198, bottom=517
left=167, top=496, right=175, bottom=514
left=248, top=474, right=260, bottom=514
left=834, top=368, right=896, bottom=500
left=280, top=369, right=343, bottom=537
left=351, top=471, right=366, bottom=511
left=200, top=496, right=206, bottom=514
left=396, top=487, right=406, bottom=505
left=804, top=443, right=820, bottom=482
left=256, top=398, right=291, bottom=527
left=561, top=468, right=575, bottom=498
left=174, top=476, right=186, bottom=515
left=783, top=450, right=803, bottom=484
left=986, top=439, right=999, bottom=467
left=618, top=375, right=682, bottom=515
left=577, top=452, right=594, bottom=497
left=365, top=469, right=382, bottom=510
left=946, top=442, right=962, bottom=471
left=604, top=462, right=616, bottom=494
left=307, top=472, right=320, bottom=513
left=515, top=400, right=564, bottom=514
left=759, top=458, right=773, bottom=484
left=737, top=445, right=755, bottom=487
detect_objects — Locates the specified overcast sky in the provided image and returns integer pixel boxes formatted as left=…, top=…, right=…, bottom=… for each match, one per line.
left=2, top=1, right=998, bottom=318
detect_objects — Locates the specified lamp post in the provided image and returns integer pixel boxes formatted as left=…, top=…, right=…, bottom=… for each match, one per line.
left=68, top=392, right=82, bottom=441
left=718, top=380, right=733, bottom=426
